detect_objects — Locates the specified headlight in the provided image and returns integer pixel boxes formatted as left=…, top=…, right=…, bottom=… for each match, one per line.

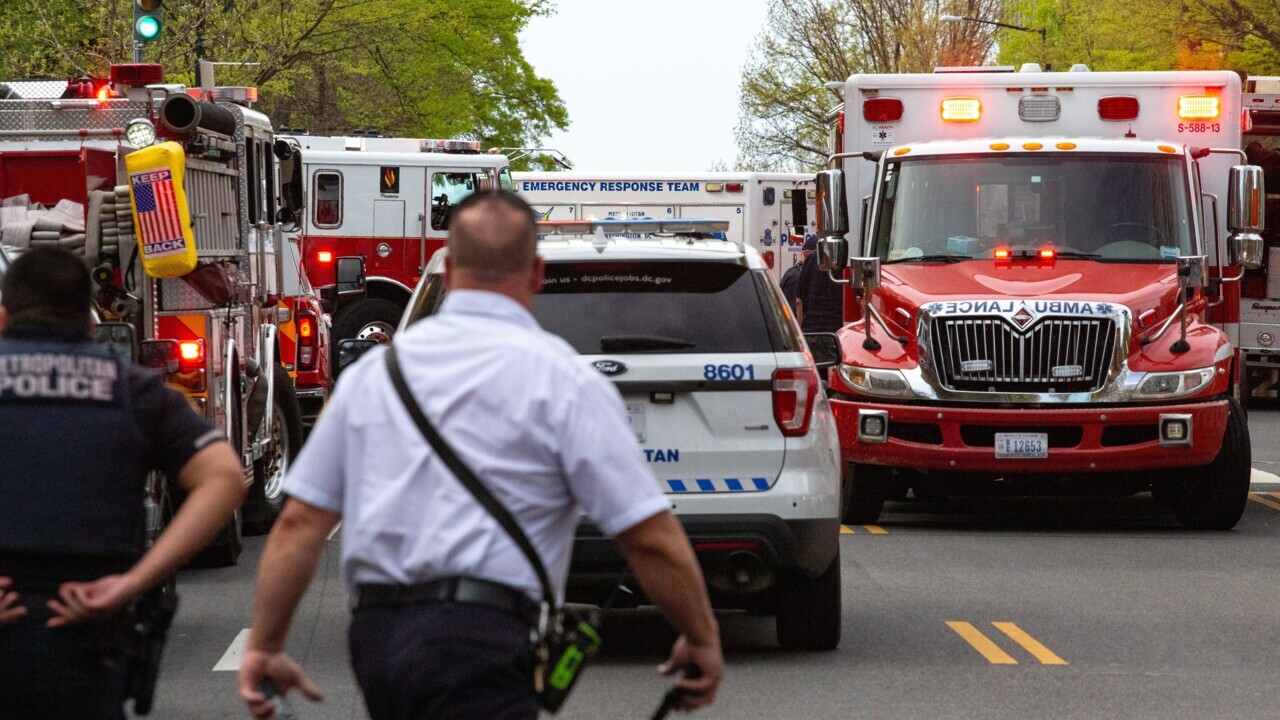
left=1135, top=367, right=1215, bottom=400
left=125, top=118, right=157, bottom=148
left=839, top=365, right=916, bottom=398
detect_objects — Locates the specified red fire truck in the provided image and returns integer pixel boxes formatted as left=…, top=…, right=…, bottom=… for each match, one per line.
left=814, top=65, right=1263, bottom=530
left=282, top=134, right=512, bottom=345
left=0, top=64, right=309, bottom=562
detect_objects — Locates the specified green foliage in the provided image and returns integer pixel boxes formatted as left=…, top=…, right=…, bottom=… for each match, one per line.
left=997, top=0, right=1182, bottom=71
left=0, top=0, right=566, bottom=159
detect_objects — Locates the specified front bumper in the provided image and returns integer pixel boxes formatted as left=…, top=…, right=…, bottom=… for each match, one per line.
left=569, top=514, right=839, bottom=600
left=830, top=397, right=1228, bottom=473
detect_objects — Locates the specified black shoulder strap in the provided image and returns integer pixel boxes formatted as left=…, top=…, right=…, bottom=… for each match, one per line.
left=384, top=346, right=556, bottom=606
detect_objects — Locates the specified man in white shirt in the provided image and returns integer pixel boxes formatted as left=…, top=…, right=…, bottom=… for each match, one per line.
left=238, top=191, right=722, bottom=720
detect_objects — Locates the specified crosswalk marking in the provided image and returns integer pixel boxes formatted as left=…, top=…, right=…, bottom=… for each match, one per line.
left=1248, top=493, right=1280, bottom=512
left=213, top=628, right=250, bottom=672
left=947, top=621, right=1018, bottom=664
left=993, top=622, right=1068, bottom=665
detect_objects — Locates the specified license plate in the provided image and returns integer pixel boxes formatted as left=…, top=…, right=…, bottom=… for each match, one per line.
left=626, top=402, right=647, bottom=443
left=994, top=432, right=1048, bottom=459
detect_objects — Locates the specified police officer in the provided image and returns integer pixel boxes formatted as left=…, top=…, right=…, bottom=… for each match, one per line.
left=796, top=233, right=845, bottom=332
left=780, top=237, right=814, bottom=313
left=0, top=246, right=246, bottom=719
left=239, top=191, right=723, bottom=720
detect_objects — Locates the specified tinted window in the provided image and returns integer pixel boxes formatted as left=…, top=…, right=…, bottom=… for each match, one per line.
left=534, top=262, right=775, bottom=354
left=313, top=171, right=342, bottom=228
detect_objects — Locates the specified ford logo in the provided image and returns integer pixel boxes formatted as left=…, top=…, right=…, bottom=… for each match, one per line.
left=593, top=360, right=627, bottom=376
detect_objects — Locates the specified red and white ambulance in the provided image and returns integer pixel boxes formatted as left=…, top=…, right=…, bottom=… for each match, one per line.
left=815, top=65, right=1263, bottom=529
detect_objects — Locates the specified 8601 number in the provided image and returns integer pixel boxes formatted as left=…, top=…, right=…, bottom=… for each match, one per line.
left=704, top=364, right=756, bottom=380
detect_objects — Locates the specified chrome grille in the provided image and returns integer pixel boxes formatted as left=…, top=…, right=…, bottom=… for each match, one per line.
left=930, top=316, right=1116, bottom=392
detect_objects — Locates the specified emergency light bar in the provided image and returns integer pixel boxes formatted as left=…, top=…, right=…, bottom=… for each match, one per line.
left=941, top=97, right=981, bottom=122
left=421, top=139, right=482, bottom=154
left=209, top=86, right=258, bottom=105
left=537, top=219, right=731, bottom=235
left=1178, top=95, right=1220, bottom=121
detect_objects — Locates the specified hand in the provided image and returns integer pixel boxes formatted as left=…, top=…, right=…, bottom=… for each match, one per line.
left=657, top=634, right=723, bottom=711
left=0, top=577, right=27, bottom=626
left=46, top=574, right=141, bottom=628
left=238, top=648, right=323, bottom=720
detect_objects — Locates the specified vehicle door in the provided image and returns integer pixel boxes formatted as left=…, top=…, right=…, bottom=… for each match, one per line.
left=424, top=167, right=489, bottom=269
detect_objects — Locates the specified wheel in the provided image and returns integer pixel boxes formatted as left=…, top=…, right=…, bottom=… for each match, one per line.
left=245, top=366, right=303, bottom=535
left=776, top=548, right=842, bottom=651
left=1171, top=396, right=1251, bottom=530
left=842, top=462, right=886, bottom=524
left=333, top=298, right=401, bottom=345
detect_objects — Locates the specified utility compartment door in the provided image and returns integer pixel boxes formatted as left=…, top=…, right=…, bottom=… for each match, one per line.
left=372, top=199, right=406, bottom=275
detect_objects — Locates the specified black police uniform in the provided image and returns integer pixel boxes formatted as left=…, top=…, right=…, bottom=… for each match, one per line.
left=796, top=251, right=845, bottom=333
left=0, top=323, right=219, bottom=720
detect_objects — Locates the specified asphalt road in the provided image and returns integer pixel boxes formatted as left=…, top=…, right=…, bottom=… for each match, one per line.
left=137, top=410, right=1280, bottom=719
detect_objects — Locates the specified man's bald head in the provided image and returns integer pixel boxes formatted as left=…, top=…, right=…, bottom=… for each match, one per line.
left=447, top=191, right=538, bottom=284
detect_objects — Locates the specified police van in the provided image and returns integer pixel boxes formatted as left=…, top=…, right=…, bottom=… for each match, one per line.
left=513, top=172, right=817, bottom=285
left=381, top=219, right=844, bottom=650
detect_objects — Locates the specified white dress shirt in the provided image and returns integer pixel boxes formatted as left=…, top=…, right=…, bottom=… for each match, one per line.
left=283, top=289, right=669, bottom=602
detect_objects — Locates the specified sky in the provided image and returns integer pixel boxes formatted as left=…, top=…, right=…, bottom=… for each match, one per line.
left=519, top=0, right=770, bottom=172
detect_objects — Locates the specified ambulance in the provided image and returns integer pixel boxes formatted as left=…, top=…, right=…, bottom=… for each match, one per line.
left=513, top=172, right=818, bottom=284
left=282, top=134, right=511, bottom=345
left=815, top=65, right=1263, bottom=529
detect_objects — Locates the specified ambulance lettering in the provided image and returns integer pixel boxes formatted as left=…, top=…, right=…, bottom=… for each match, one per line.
left=645, top=448, right=680, bottom=463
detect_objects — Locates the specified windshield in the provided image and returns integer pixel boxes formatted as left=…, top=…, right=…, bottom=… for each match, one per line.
left=874, top=155, right=1194, bottom=263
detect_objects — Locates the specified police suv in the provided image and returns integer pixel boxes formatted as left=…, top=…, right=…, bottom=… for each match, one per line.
left=392, top=218, right=844, bottom=650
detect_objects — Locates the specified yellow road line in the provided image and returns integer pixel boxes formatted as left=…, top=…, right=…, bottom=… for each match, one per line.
left=946, top=621, right=1018, bottom=664
left=1270, top=492, right=1280, bottom=501
left=840, top=525, right=855, bottom=534
left=863, top=525, right=888, bottom=534
left=1248, top=494, right=1280, bottom=512
left=992, top=622, right=1067, bottom=665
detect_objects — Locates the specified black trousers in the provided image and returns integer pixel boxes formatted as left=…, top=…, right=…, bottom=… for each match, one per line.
left=349, top=601, right=541, bottom=720
left=0, top=612, right=128, bottom=720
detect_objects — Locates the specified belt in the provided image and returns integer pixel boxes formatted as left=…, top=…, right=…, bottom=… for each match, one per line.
left=354, top=577, right=538, bottom=625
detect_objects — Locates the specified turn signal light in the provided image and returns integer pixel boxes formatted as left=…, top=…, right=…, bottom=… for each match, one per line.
left=1178, top=95, right=1220, bottom=121
left=941, top=97, right=981, bottom=122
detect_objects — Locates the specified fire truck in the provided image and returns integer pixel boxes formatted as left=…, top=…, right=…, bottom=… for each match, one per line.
left=0, top=64, right=308, bottom=563
left=814, top=65, right=1263, bottom=530
left=1240, top=76, right=1280, bottom=400
left=282, top=134, right=512, bottom=345
left=513, top=171, right=817, bottom=283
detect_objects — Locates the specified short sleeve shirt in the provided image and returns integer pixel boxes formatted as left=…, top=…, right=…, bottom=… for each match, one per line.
left=283, top=290, right=670, bottom=602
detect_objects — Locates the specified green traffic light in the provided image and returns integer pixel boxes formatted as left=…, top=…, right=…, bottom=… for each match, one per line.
left=136, top=15, right=161, bottom=40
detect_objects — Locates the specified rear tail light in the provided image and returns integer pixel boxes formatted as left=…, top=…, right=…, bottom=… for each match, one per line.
left=773, top=367, right=819, bottom=437
left=139, top=339, right=207, bottom=392
left=725, top=182, right=744, bottom=193
left=297, top=311, right=318, bottom=371
left=1178, top=95, right=1220, bottom=121
left=863, top=97, right=904, bottom=122
left=1098, top=95, right=1139, bottom=121
left=177, top=340, right=204, bottom=372
left=941, top=97, right=981, bottom=122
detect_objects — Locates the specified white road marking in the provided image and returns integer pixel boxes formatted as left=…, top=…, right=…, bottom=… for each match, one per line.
left=213, top=628, right=250, bottom=672
left=328, top=521, right=342, bottom=540
left=1251, top=468, right=1280, bottom=485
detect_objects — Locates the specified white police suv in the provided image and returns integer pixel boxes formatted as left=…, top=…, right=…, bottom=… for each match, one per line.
left=396, top=219, right=844, bottom=650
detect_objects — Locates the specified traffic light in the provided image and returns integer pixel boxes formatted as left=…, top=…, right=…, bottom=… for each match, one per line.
left=133, top=0, right=162, bottom=43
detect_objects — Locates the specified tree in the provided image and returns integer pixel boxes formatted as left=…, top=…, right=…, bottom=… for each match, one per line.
left=735, top=0, right=1001, bottom=171
left=997, top=0, right=1198, bottom=71
left=0, top=0, right=567, bottom=167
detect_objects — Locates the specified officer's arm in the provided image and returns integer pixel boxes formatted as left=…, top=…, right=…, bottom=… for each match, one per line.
left=614, top=512, right=722, bottom=708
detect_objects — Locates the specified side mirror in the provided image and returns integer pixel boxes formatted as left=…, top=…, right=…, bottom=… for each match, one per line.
left=791, top=188, right=808, bottom=227
left=273, top=139, right=305, bottom=232
left=94, top=322, right=137, bottom=365
left=851, top=256, right=882, bottom=290
left=1177, top=255, right=1208, bottom=289
left=335, top=338, right=379, bottom=380
left=1228, top=164, right=1265, bottom=269
left=320, top=255, right=367, bottom=314
left=817, top=237, right=848, bottom=273
left=804, top=332, right=841, bottom=370
left=815, top=169, right=849, bottom=237
left=138, top=339, right=179, bottom=373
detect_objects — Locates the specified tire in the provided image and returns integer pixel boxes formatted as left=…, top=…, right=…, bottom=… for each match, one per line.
left=843, top=462, right=886, bottom=524
left=245, top=366, right=303, bottom=535
left=1171, top=396, right=1251, bottom=530
left=776, top=548, right=842, bottom=651
left=333, top=298, right=401, bottom=345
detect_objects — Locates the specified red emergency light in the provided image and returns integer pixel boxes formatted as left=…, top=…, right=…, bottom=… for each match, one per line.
left=994, top=247, right=1011, bottom=260
left=724, top=182, right=744, bottom=193
left=1178, top=95, right=1220, bottom=121
left=863, top=97, right=904, bottom=123
left=1038, top=247, right=1056, bottom=260
left=178, top=340, right=204, bottom=368
left=109, top=64, right=164, bottom=87
left=1098, top=95, right=1139, bottom=121
left=317, top=251, right=333, bottom=264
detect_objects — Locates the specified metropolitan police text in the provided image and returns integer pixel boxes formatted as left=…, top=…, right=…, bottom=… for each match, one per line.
left=0, top=353, right=117, bottom=402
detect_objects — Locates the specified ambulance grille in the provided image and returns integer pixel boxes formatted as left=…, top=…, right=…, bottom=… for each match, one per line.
left=929, top=317, right=1116, bottom=393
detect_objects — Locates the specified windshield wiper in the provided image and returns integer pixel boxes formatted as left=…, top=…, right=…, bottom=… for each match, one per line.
left=1052, top=251, right=1103, bottom=260
left=884, top=254, right=968, bottom=264
left=600, top=335, right=694, bottom=352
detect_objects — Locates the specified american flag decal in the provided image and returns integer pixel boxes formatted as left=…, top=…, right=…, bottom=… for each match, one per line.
left=131, top=168, right=187, bottom=258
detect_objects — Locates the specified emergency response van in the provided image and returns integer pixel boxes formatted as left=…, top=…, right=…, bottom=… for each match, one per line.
left=816, top=66, right=1263, bottom=529
left=282, top=134, right=512, bottom=346
left=0, top=65, right=309, bottom=561
left=513, top=172, right=818, bottom=284
left=385, top=219, right=844, bottom=650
